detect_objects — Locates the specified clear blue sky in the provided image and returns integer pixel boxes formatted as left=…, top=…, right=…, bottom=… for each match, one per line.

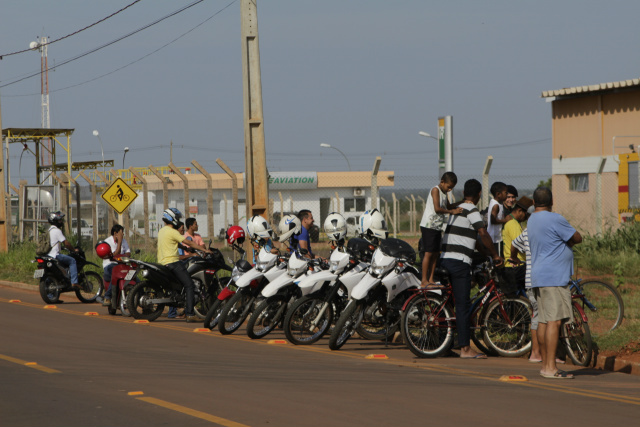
left=1, top=0, right=639, bottom=189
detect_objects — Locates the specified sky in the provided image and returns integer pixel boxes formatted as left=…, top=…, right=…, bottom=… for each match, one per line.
left=1, top=0, right=640, bottom=191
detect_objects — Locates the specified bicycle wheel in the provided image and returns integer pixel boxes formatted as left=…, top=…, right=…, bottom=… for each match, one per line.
left=574, top=280, right=624, bottom=334
left=562, top=303, right=593, bottom=366
left=482, top=296, right=532, bottom=357
left=471, top=308, right=498, bottom=357
left=401, top=295, right=454, bottom=358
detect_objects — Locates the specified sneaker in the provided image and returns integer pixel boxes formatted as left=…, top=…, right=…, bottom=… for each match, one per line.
left=102, top=299, right=112, bottom=307
left=186, top=315, right=200, bottom=323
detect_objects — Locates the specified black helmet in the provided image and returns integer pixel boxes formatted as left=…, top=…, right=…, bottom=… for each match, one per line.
left=48, top=211, right=65, bottom=227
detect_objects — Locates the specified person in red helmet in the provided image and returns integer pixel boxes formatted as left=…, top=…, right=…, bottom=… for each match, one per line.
left=100, top=224, right=131, bottom=306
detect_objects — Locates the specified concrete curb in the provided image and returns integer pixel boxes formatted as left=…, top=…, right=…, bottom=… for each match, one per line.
left=2, top=279, right=639, bottom=375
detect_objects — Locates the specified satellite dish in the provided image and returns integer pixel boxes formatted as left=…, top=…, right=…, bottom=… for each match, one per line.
left=29, top=41, right=39, bottom=50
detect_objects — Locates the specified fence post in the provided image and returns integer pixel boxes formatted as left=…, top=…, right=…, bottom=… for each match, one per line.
left=109, top=169, right=129, bottom=239
left=129, top=167, right=151, bottom=250
left=481, top=156, right=493, bottom=211
left=268, top=198, right=274, bottom=227
left=595, top=157, right=607, bottom=235
left=63, top=173, right=81, bottom=243
left=411, top=194, right=417, bottom=235
left=370, top=156, right=381, bottom=210
left=289, top=196, right=293, bottom=213
left=418, top=195, right=426, bottom=226
left=58, top=174, right=72, bottom=232
left=191, top=161, right=214, bottom=241
left=216, top=158, right=239, bottom=226
left=223, top=193, right=229, bottom=239
left=8, top=182, right=19, bottom=244
left=95, top=171, right=116, bottom=230
left=148, top=165, right=171, bottom=212
left=335, top=192, right=340, bottom=215
left=278, top=192, right=284, bottom=217
left=78, top=171, right=98, bottom=248
left=17, top=181, right=25, bottom=242
left=391, top=193, right=398, bottom=238
left=168, top=162, right=190, bottom=219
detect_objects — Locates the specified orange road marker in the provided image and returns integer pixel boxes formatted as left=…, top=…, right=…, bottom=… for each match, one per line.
left=133, top=319, right=149, bottom=324
left=84, top=312, right=99, bottom=316
left=267, top=340, right=287, bottom=345
left=499, top=375, right=528, bottom=382
left=365, top=354, right=389, bottom=360
left=9, top=299, right=21, bottom=303
left=43, top=305, right=57, bottom=309
left=193, top=328, right=210, bottom=333
left=25, top=362, right=37, bottom=366
left=128, top=391, right=144, bottom=396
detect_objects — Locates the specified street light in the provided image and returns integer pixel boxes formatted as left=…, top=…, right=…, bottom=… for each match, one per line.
left=123, top=147, right=129, bottom=169
left=92, top=130, right=105, bottom=174
left=418, top=131, right=437, bottom=140
left=320, top=143, right=351, bottom=171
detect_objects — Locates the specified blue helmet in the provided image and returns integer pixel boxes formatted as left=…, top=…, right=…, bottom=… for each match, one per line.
left=162, top=208, right=182, bottom=227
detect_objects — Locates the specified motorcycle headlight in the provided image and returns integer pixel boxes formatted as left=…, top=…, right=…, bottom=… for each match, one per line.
left=330, top=260, right=340, bottom=272
left=256, top=261, right=270, bottom=272
left=287, top=266, right=298, bottom=276
left=371, top=265, right=385, bottom=276
left=141, top=269, right=150, bottom=278
left=231, top=266, right=242, bottom=283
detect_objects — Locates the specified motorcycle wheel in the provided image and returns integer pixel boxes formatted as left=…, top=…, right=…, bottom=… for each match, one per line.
left=39, top=274, right=61, bottom=304
left=218, top=291, right=253, bottom=335
left=356, top=298, right=398, bottom=341
left=204, top=299, right=227, bottom=330
left=126, top=281, right=165, bottom=321
left=247, top=295, right=288, bottom=339
left=284, top=295, right=333, bottom=345
left=75, top=271, right=103, bottom=303
left=328, top=300, right=365, bottom=350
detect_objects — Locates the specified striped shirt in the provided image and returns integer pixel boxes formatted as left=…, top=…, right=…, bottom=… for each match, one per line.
left=440, top=202, right=485, bottom=265
left=511, top=228, right=531, bottom=288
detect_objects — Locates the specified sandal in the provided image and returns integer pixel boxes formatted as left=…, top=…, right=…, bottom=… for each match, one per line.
left=540, top=370, right=574, bottom=379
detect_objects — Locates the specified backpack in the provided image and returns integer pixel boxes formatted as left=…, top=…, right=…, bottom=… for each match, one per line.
left=36, top=226, right=53, bottom=256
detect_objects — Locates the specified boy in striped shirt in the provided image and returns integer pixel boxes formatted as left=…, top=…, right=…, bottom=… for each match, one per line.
left=441, top=179, right=503, bottom=359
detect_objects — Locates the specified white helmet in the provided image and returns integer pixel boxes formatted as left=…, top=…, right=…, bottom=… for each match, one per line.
left=359, top=209, right=388, bottom=239
left=324, top=212, right=347, bottom=241
left=278, top=214, right=302, bottom=242
left=247, top=215, right=275, bottom=240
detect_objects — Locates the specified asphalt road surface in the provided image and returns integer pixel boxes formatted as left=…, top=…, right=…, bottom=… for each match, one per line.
left=1, top=284, right=639, bottom=427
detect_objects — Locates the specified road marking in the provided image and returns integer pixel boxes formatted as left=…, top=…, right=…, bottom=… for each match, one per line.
left=193, top=328, right=210, bottom=332
left=267, top=339, right=287, bottom=344
left=366, top=354, right=389, bottom=359
left=43, top=305, right=57, bottom=309
left=84, top=312, right=99, bottom=316
left=0, top=353, right=60, bottom=373
left=499, top=375, right=528, bottom=382
left=137, top=396, right=251, bottom=427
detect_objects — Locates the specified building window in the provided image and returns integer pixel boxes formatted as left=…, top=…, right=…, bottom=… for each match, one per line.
left=344, top=198, right=366, bottom=212
left=568, top=174, right=589, bottom=192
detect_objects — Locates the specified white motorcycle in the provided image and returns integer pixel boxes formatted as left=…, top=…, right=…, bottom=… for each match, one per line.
left=217, top=245, right=288, bottom=335
left=328, top=238, right=420, bottom=350
left=283, top=237, right=375, bottom=345
left=246, top=249, right=325, bottom=339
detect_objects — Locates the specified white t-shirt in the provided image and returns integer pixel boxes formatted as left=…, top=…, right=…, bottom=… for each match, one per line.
left=102, top=235, right=131, bottom=268
left=486, top=198, right=504, bottom=243
left=48, top=226, right=66, bottom=257
left=419, top=186, right=448, bottom=231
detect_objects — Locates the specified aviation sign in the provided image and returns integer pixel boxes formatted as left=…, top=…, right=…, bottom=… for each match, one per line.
left=101, top=178, right=138, bottom=214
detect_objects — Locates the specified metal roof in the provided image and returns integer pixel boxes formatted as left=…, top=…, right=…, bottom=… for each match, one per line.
left=2, top=128, right=74, bottom=138
left=541, top=78, right=640, bottom=98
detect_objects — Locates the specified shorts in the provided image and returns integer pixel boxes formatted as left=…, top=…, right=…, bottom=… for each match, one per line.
left=534, top=285, right=572, bottom=323
left=420, top=227, right=442, bottom=253
left=525, top=288, right=539, bottom=330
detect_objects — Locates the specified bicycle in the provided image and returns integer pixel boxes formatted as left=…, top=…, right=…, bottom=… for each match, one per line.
left=400, top=263, right=532, bottom=358
left=558, top=289, right=593, bottom=366
left=570, top=278, right=624, bottom=335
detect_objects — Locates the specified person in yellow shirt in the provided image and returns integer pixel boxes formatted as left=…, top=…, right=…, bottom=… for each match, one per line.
left=158, top=208, right=211, bottom=322
left=502, top=196, right=533, bottom=267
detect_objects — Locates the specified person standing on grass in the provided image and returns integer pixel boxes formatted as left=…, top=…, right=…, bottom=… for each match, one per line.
left=440, top=179, right=503, bottom=359
left=418, top=172, right=462, bottom=287
left=527, top=186, right=582, bottom=379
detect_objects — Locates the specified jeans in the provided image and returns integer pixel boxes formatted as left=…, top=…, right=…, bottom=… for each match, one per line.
left=56, top=254, right=78, bottom=284
left=103, top=263, right=115, bottom=299
left=165, top=260, right=195, bottom=316
left=440, top=258, right=472, bottom=348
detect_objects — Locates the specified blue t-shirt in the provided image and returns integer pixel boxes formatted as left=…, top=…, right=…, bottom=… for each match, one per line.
left=527, top=211, right=576, bottom=288
left=290, top=226, right=313, bottom=258
left=178, top=235, right=192, bottom=264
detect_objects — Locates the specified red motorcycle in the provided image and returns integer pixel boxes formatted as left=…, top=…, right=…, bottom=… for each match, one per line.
left=104, top=259, right=138, bottom=316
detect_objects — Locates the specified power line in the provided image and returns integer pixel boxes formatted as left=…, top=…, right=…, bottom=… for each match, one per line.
left=0, top=0, right=208, bottom=89
left=0, top=0, right=145, bottom=59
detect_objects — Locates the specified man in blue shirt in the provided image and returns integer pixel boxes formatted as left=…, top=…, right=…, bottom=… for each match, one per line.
left=528, top=187, right=582, bottom=379
left=290, top=209, right=315, bottom=258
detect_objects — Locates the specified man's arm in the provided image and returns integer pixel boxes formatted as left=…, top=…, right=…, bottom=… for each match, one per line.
left=478, top=227, right=503, bottom=266
left=490, top=204, right=509, bottom=225
left=432, top=187, right=462, bottom=215
left=181, top=237, right=211, bottom=253
left=567, top=231, right=582, bottom=248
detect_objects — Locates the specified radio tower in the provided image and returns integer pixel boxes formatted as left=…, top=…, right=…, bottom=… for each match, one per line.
left=30, top=36, right=52, bottom=176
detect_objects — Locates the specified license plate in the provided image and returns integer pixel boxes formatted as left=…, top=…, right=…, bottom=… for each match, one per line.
left=34, top=269, right=44, bottom=279
left=124, top=270, right=136, bottom=281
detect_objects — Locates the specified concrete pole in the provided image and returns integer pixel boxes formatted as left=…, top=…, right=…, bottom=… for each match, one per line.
left=168, top=162, right=190, bottom=218
left=335, top=192, right=340, bottom=215
left=482, top=156, right=494, bottom=210
left=129, top=167, right=151, bottom=250
left=370, top=156, right=381, bottom=211
left=411, top=194, right=417, bottom=235
left=17, top=181, right=26, bottom=242
left=109, top=169, right=126, bottom=237
left=95, top=171, right=115, bottom=231
left=278, top=192, right=284, bottom=218
left=595, top=157, right=607, bottom=235
left=241, top=0, right=268, bottom=217
left=216, top=158, right=239, bottom=226
left=223, top=193, right=229, bottom=234
left=148, top=165, right=171, bottom=211
left=78, top=171, right=97, bottom=248
left=391, top=193, right=398, bottom=238
left=0, top=98, right=7, bottom=252
left=191, top=161, right=214, bottom=240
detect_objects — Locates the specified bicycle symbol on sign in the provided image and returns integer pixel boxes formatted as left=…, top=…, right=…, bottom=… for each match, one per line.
left=110, top=185, right=130, bottom=202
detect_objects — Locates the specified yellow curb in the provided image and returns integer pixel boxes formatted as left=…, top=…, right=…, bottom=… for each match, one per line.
left=43, top=305, right=57, bottom=309
left=193, top=328, right=210, bottom=332
left=133, top=319, right=149, bottom=324
left=365, top=354, right=389, bottom=360
left=9, top=299, right=21, bottom=303
left=128, top=391, right=144, bottom=396
left=25, top=362, right=37, bottom=366
left=499, top=375, right=528, bottom=382
left=267, top=340, right=287, bottom=345
left=84, top=312, right=99, bottom=316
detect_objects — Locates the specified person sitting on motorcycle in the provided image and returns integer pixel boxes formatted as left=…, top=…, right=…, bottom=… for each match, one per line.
left=158, top=208, right=212, bottom=323
left=101, top=224, right=131, bottom=306
left=46, top=211, right=80, bottom=289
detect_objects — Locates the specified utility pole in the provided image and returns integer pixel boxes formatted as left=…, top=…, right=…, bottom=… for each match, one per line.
left=0, top=92, right=8, bottom=252
left=241, top=0, right=268, bottom=218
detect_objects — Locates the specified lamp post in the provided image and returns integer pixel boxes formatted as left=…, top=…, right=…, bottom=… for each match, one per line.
left=419, top=130, right=443, bottom=178
left=123, top=147, right=129, bottom=169
left=92, top=130, right=105, bottom=174
left=320, top=143, right=351, bottom=171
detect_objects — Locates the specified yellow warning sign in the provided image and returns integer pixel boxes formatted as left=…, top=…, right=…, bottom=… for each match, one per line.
left=101, top=178, right=138, bottom=214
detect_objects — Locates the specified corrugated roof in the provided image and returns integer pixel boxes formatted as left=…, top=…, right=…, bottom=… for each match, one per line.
left=541, top=78, right=640, bottom=98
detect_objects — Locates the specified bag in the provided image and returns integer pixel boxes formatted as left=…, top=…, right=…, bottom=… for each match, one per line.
left=36, top=227, right=53, bottom=256
left=497, top=265, right=526, bottom=297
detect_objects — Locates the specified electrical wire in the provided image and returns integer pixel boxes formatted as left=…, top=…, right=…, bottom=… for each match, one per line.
left=0, top=0, right=208, bottom=89
left=0, top=0, right=145, bottom=59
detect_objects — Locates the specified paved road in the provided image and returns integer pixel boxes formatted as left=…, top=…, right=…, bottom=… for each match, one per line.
left=1, top=284, right=639, bottom=427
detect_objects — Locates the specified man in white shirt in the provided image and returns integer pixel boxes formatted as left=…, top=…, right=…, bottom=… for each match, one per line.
left=46, top=211, right=80, bottom=288
left=102, top=224, right=131, bottom=306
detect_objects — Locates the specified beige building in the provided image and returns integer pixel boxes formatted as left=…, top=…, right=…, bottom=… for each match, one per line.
left=541, top=78, right=640, bottom=234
